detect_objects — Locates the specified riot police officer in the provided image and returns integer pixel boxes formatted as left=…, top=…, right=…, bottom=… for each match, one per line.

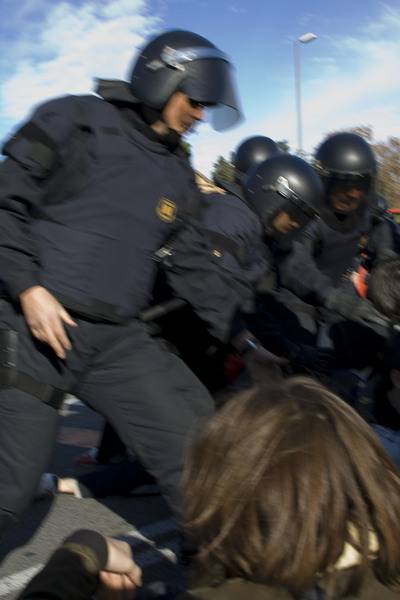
left=280, top=133, right=392, bottom=374
left=163, top=152, right=324, bottom=375
left=0, top=29, right=242, bottom=533
left=141, top=136, right=282, bottom=391
left=242, top=154, right=330, bottom=370
left=202, top=136, right=283, bottom=304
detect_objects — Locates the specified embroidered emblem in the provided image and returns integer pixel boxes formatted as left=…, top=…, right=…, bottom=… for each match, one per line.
left=156, top=197, right=177, bottom=223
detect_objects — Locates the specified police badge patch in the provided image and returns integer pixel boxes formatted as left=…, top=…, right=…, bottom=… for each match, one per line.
left=156, top=197, right=177, bottom=223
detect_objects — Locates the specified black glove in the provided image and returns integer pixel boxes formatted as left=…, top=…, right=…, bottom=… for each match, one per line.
left=288, top=344, right=335, bottom=373
left=352, top=298, right=389, bottom=328
left=325, top=281, right=362, bottom=319
left=241, top=340, right=289, bottom=383
left=243, top=342, right=289, bottom=367
left=326, top=280, right=388, bottom=328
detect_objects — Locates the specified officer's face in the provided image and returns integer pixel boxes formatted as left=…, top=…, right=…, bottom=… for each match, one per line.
left=162, top=92, right=205, bottom=134
left=330, top=181, right=366, bottom=214
left=271, top=211, right=301, bottom=235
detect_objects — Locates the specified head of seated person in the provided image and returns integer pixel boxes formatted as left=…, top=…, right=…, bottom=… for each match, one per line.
left=183, top=377, right=400, bottom=598
left=368, top=257, right=400, bottom=325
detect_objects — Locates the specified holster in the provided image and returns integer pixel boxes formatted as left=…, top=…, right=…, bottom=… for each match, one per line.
left=0, top=329, right=65, bottom=409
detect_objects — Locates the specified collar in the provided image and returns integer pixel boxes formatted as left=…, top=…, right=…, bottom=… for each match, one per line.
left=94, top=78, right=183, bottom=153
left=213, top=176, right=244, bottom=200
left=94, top=78, right=139, bottom=106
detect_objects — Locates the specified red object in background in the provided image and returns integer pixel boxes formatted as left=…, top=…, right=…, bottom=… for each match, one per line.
left=354, top=208, right=400, bottom=298
left=355, top=265, right=368, bottom=298
left=388, top=207, right=400, bottom=224
left=224, top=352, right=245, bottom=382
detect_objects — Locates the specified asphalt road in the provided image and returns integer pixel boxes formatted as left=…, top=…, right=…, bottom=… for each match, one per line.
left=0, top=397, right=183, bottom=599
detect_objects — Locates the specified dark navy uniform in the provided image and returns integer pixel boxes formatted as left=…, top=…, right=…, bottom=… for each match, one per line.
left=0, top=81, right=215, bottom=530
left=279, top=132, right=394, bottom=355
left=279, top=206, right=393, bottom=370
left=246, top=237, right=324, bottom=369
left=152, top=188, right=269, bottom=389
left=280, top=208, right=395, bottom=315
left=201, top=191, right=268, bottom=288
left=0, top=88, right=199, bottom=317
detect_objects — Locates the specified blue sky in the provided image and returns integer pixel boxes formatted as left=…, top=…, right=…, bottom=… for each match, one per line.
left=0, top=0, right=399, bottom=175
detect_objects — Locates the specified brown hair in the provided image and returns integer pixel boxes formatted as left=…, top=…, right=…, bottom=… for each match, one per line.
left=183, top=377, right=400, bottom=597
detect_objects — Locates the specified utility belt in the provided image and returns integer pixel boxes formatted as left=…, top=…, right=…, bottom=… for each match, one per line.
left=53, top=293, right=133, bottom=325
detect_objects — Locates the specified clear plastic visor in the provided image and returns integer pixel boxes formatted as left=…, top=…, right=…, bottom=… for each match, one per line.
left=179, top=58, right=242, bottom=131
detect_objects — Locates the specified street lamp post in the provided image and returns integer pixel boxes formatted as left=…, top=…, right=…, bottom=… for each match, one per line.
left=293, top=32, right=317, bottom=154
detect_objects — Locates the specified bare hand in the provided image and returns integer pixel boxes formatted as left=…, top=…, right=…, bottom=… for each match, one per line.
left=97, top=538, right=142, bottom=599
left=20, top=285, right=77, bottom=359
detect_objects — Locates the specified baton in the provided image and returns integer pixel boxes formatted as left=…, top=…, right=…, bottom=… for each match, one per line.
left=139, top=298, right=187, bottom=322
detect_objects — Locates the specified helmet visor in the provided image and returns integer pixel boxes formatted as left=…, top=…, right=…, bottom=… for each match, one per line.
left=261, top=177, right=318, bottom=234
left=262, top=176, right=318, bottom=219
left=180, top=58, right=242, bottom=131
left=284, top=200, right=316, bottom=229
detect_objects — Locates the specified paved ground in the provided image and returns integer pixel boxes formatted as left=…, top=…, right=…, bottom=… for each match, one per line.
left=0, top=397, right=183, bottom=599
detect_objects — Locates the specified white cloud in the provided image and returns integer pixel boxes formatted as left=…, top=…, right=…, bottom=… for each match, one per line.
left=191, top=5, right=400, bottom=176
left=229, top=4, right=247, bottom=14
left=0, top=0, right=160, bottom=122
left=102, top=0, right=148, bottom=18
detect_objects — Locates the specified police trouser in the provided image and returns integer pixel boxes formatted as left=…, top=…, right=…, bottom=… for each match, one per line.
left=0, top=301, right=214, bottom=535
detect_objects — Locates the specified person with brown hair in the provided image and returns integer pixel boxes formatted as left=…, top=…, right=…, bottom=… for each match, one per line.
left=183, top=377, right=400, bottom=600
left=18, top=378, right=400, bottom=599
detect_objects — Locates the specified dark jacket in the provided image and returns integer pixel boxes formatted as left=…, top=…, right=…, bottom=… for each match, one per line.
left=162, top=190, right=269, bottom=342
left=19, top=538, right=400, bottom=600
left=18, top=530, right=107, bottom=600
left=280, top=205, right=395, bottom=309
left=183, top=574, right=400, bottom=600
left=200, top=191, right=268, bottom=291
left=0, top=81, right=199, bottom=323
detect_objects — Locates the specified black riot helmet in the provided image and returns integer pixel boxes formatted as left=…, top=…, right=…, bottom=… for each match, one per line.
left=314, top=132, right=377, bottom=182
left=244, top=154, right=324, bottom=236
left=314, top=133, right=377, bottom=217
left=233, top=136, right=281, bottom=184
left=129, top=30, right=242, bottom=131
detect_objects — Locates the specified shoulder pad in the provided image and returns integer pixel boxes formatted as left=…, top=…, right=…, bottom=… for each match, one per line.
left=214, top=177, right=243, bottom=200
left=2, top=95, right=85, bottom=176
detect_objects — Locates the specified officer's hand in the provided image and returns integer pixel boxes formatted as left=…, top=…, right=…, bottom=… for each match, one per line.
left=353, top=298, right=389, bottom=328
left=247, top=344, right=289, bottom=367
left=20, top=285, right=77, bottom=359
left=325, top=281, right=360, bottom=318
left=243, top=343, right=288, bottom=384
left=289, top=344, right=335, bottom=374
left=98, top=537, right=142, bottom=599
